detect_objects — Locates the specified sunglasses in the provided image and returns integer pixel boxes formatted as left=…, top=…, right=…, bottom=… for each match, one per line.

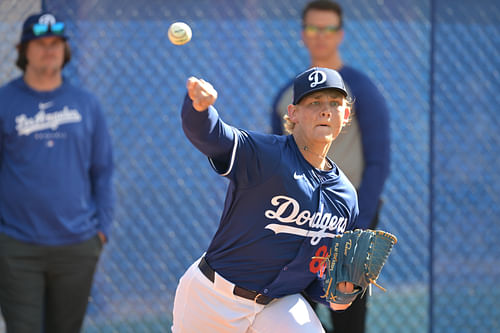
left=30, top=22, right=65, bottom=36
left=303, top=24, right=341, bottom=36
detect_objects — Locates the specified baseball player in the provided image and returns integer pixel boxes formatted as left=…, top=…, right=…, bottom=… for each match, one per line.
left=172, top=67, right=359, bottom=333
left=271, top=2, right=391, bottom=332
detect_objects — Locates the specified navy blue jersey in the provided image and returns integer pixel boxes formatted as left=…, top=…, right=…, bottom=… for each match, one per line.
left=181, top=96, right=358, bottom=303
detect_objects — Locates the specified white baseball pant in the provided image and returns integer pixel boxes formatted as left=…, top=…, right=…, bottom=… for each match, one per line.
left=172, top=256, right=325, bottom=333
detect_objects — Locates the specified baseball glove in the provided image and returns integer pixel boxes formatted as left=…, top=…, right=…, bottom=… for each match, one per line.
left=316, top=229, right=397, bottom=304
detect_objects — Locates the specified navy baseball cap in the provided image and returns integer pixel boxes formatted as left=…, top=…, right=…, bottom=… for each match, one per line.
left=293, top=67, right=348, bottom=104
left=20, top=12, right=68, bottom=44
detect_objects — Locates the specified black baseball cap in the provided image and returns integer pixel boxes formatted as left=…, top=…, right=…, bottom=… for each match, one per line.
left=20, top=12, right=68, bottom=44
left=293, top=67, right=348, bottom=105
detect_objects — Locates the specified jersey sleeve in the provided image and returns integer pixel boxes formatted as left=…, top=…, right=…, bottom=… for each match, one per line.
left=181, top=94, right=235, bottom=166
left=224, top=130, right=282, bottom=187
left=181, top=94, right=281, bottom=186
left=351, top=75, right=390, bottom=229
left=89, top=94, right=115, bottom=238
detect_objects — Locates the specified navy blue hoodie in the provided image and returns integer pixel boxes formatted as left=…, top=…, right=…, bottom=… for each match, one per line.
left=0, top=77, right=114, bottom=245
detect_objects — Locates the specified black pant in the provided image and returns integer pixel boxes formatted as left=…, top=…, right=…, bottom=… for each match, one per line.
left=0, top=233, right=102, bottom=333
left=310, top=292, right=368, bottom=333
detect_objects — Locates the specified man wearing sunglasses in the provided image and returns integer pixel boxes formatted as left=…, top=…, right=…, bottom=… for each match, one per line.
left=0, top=12, right=114, bottom=333
left=271, top=1, right=390, bottom=333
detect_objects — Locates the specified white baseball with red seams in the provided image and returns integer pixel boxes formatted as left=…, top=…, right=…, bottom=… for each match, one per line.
left=168, top=22, right=192, bottom=45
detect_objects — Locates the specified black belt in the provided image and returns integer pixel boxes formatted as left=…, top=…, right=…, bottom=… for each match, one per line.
left=198, top=256, right=274, bottom=305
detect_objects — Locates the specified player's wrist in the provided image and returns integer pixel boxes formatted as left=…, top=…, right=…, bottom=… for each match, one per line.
left=329, top=302, right=352, bottom=311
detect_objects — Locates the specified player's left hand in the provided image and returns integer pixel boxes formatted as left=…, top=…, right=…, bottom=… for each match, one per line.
left=187, top=77, right=218, bottom=111
left=329, top=282, right=354, bottom=311
left=320, top=229, right=397, bottom=305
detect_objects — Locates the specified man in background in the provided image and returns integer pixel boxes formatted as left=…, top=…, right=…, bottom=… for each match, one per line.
left=0, top=12, right=114, bottom=333
left=271, top=1, right=390, bottom=332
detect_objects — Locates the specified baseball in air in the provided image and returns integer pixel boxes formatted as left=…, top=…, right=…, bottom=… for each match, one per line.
left=168, top=22, right=192, bottom=45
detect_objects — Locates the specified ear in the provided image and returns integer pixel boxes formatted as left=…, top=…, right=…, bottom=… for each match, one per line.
left=342, top=105, right=351, bottom=126
left=287, top=104, right=298, bottom=122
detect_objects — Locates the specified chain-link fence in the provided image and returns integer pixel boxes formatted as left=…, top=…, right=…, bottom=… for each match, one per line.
left=1, top=0, right=499, bottom=332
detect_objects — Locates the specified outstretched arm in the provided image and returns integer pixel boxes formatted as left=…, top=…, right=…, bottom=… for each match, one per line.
left=181, top=77, right=235, bottom=164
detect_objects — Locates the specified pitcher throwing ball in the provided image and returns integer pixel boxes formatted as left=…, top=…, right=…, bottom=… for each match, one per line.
left=172, top=67, right=359, bottom=333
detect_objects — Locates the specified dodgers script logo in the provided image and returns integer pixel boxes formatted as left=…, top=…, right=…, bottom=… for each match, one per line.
left=308, top=70, right=326, bottom=88
left=15, top=103, right=82, bottom=136
left=264, top=195, right=348, bottom=245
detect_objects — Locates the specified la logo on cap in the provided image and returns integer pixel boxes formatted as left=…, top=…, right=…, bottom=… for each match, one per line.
left=308, top=70, right=327, bottom=88
left=38, top=14, right=56, bottom=25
